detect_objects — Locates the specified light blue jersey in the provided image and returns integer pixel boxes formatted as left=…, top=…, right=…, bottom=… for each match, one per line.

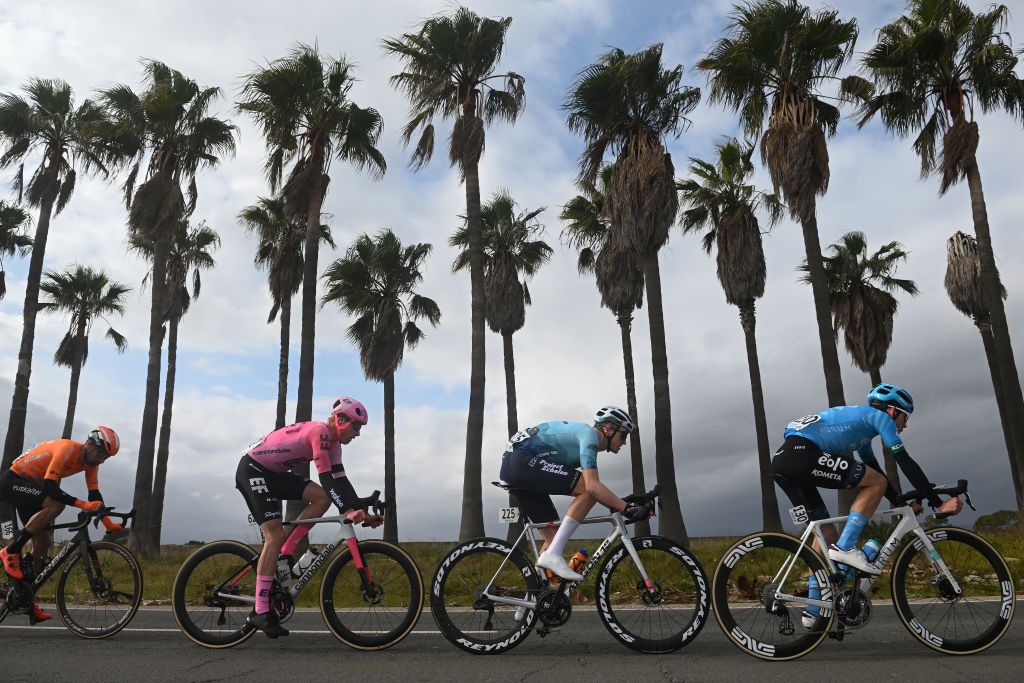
left=783, top=405, right=905, bottom=467
left=506, top=421, right=601, bottom=469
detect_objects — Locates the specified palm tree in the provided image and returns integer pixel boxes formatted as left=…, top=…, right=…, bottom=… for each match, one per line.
left=0, top=79, right=112, bottom=482
left=945, top=231, right=1020, bottom=514
left=129, top=220, right=220, bottom=547
left=679, top=138, right=784, bottom=532
left=0, top=201, right=32, bottom=301
left=239, top=196, right=335, bottom=429
left=800, top=231, right=919, bottom=493
left=383, top=7, right=525, bottom=540
left=841, top=0, right=1024, bottom=495
left=699, top=0, right=856, bottom=412
left=102, top=61, right=236, bottom=553
left=38, top=265, right=128, bottom=439
left=451, top=190, right=551, bottom=437
left=238, top=44, right=386, bottom=430
left=322, top=230, right=441, bottom=543
left=564, top=44, right=700, bottom=543
left=561, top=166, right=650, bottom=536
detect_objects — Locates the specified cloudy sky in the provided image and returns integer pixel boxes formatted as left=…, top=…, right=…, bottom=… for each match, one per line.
left=2, top=0, right=1022, bottom=545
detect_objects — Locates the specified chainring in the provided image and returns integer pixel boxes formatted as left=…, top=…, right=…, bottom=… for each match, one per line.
left=271, top=588, right=295, bottom=623
left=836, top=588, right=872, bottom=628
left=4, top=581, right=34, bottom=614
left=537, top=589, right=572, bottom=627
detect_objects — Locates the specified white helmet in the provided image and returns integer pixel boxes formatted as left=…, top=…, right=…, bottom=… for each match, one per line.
left=594, top=405, right=633, bottom=432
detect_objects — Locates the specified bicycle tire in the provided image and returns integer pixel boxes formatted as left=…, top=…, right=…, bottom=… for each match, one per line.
left=172, top=540, right=259, bottom=648
left=55, top=541, right=143, bottom=639
left=595, top=535, right=710, bottom=653
left=429, top=537, right=543, bottom=654
left=319, top=539, right=423, bottom=650
left=712, top=532, right=835, bottom=661
left=891, top=527, right=1015, bottom=655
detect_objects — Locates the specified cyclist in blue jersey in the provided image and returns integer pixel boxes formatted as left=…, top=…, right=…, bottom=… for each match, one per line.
left=771, top=384, right=962, bottom=624
left=499, top=405, right=650, bottom=581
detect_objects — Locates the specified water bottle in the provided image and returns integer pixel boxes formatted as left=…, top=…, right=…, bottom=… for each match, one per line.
left=862, top=538, right=880, bottom=563
left=276, top=555, right=293, bottom=588
left=293, top=547, right=318, bottom=577
left=568, top=549, right=589, bottom=574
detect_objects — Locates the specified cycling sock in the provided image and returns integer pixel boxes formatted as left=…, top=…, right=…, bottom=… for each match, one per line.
left=255, top=575, right=274, bottom=614
left=8, top=529, right=31, bottom=554
left=836, top=511, right=868, bottom=551
left=546, top=516, right=580, bottom=557
left=280, top=525, right=311, bottom=556
left=806, top=575, right=821, bottom=617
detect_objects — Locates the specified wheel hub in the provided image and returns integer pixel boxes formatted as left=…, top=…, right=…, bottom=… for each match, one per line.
left=638, top=579, right=665, bottom=605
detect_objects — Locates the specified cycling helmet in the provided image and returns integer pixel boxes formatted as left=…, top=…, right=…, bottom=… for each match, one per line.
left=868, top=383, right=914, bottom=415
left=594, top=405, right=634, bottom=432
left=331, top=397, right=368, bottom=425
left=87, top=426, right=120, bottom=456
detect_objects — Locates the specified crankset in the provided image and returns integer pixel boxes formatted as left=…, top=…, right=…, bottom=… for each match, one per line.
left=4, top=581, right=34, bottom=615
left=537, top=589, right=572, bottom=628
left=836, top=588, right=872, bottom=628
left=271, top=588, right=295, bottom=623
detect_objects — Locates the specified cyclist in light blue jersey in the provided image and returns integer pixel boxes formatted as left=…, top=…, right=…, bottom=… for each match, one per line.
left=771, top=383, right=962, bottom=624
left=499, top=406, right=650, bottom=581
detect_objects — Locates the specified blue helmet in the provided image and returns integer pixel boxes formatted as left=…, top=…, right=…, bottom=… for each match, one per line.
left=868, top=383, right=914, bottom=415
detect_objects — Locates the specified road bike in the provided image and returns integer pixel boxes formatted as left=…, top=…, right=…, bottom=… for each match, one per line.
left=712, top=480, right=1016, bottom=661
left=171, top=491, right=422, bottom=649
left=430, top=484, right=710, bottom=655
left=0, top=507, right=142, bottom=638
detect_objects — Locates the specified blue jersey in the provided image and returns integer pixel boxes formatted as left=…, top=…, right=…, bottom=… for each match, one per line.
left=506, top=421, right=601, bottom=469
left=783, top=405, right=905, bottom=466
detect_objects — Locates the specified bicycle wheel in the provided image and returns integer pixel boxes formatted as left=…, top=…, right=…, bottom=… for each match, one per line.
left=55, top=541, right=143, bottom=639
left=891, top=527, right=1015, bottom=655
left=712, top=532, right=835, bottom=661
left=172, top=540, right=258, bottom=648
left=429, top=537, right=543, bottom=654
left=595, top=535, right=710, bottom=653
left=319, top=540, right=423, bottom=650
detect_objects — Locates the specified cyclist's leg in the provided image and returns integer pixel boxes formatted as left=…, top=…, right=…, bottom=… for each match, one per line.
left=280, top=480, right=328, bottom=557
left=26, top=496, right=64, bottom=574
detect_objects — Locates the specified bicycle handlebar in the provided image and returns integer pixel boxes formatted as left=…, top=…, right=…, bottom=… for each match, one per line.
left=611, top=485, right=662, bottom=525
left=896, top=479, right=976, bottom=519
left=344, top=490, right=390, bottom=525
left=49, top=507, right=136, bottom=532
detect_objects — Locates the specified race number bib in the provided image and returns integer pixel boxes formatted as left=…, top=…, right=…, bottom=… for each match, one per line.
left=1, top=520, right=13, bottom=540
left=498, top=507, right=521, bottom=524
left=787, top=415, right=821, bottom=431
left=505, top=426, right=538, bottom=451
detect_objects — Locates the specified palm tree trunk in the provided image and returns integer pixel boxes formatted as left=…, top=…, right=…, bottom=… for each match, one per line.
left=618, top=313, right=649, bottom=537
left=295, top=171, right=324, bottom=424
left=2, top=192, right=57, bottom=480
left=150, top=316, right=179, bottom=549
left=502, top=330, right=525, bottom=544
left=61, top=318, right=88, bottom=439
left=799, top=213, right=850, bottom=513
left=642, top=251, right=687, bottom=544
left=965, top=160, right=1024, bottom=500
left=458, top=158, right=487, bottom=541
left=383, top=372, right=397, bottom=543
left=130, top=234, right=170, bottom=555
left=739, top=302, right=782, bottom=532
left=276, top=297, right=291, bottom=430
left=867, top=368, right=901, bottom=494
left=289, top=172, right=325, bottom=528
left=977, top=320, right=1023, bottom=515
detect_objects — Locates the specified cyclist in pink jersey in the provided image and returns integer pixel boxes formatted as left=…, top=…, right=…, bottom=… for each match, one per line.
left=235, top=396, right=381, bottom=637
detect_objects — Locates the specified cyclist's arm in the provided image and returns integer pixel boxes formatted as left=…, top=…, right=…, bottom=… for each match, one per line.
left=310, top=426, right=359, bottom=511
left=580, top=469, right=625, bottom=512
left=868, top=412, right=941, bottom=507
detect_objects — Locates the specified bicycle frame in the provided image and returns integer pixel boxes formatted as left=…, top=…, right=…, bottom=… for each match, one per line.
left=213, top=515, right=367, bottom=607
left=772, top=506, right=962, bottom=612
left=482, top=512, right=654, bottom=610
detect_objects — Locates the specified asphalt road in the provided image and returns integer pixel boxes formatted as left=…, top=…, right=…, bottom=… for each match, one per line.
left=2, top=601, right=1022, bottom=681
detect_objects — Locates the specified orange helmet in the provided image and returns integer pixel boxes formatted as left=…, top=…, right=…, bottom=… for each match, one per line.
left=87, top=426, right=120, bottom=456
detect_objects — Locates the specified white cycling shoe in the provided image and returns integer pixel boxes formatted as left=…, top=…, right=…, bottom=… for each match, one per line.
left=536, top=550, right=584, bottom=582
left=827, top=545, right=881, bottom=575
left=801, top=610, right=819, bottom=629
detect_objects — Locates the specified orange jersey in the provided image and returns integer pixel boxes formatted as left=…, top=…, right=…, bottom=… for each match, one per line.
left=10, top=439, right=99, bottom=491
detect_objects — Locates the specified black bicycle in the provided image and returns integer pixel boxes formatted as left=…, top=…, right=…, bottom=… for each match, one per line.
left=0, top=507, right=143, bottom=638
left=172, top=491, right=422, bottom=650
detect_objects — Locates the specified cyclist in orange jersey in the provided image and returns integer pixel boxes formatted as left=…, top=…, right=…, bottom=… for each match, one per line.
left=0, top=427, right=122, bottom=621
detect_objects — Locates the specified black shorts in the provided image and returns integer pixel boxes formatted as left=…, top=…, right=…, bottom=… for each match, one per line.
left=0, top=470, right=45, bottom=525
left=499, top=443, right=582, bottom=523
left=771, top=435, right=866, bottom=521
left=234, top=456, right=311, bottom=524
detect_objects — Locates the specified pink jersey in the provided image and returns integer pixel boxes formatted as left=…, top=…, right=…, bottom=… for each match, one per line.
left=245, top=421, right=342, bottom=475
